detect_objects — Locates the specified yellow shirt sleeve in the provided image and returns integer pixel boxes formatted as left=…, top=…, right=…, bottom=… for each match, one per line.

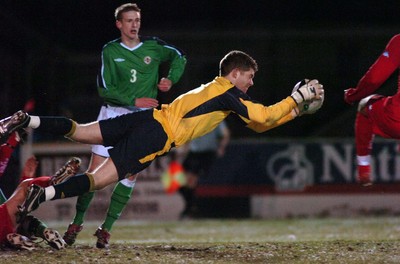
left=238, top=96, right=296, bottom=132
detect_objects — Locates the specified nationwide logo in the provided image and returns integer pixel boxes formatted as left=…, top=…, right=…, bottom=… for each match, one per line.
left=114, top=58, right=125, bottom=62
left=266, top=145, right=314, bottom=191
left=144, top=56, right=152, bottom=64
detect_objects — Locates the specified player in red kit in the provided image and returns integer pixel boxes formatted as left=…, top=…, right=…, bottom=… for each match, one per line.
left=0, top=131, right=22, bottom=203
left=345, top=34, right=400, bottom=185
left=0, top=157, right=81, bottom=250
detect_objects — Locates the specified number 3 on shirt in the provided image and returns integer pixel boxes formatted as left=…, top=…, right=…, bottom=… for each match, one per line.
left=130, top=69, right=137, bottom=83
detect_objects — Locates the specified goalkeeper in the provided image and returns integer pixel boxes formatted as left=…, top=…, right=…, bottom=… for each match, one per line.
left=1, top=50, right=324, bottom=220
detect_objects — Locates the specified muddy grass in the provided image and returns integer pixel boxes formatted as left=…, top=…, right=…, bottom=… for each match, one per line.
left=1, top=217, right=400, bottom=263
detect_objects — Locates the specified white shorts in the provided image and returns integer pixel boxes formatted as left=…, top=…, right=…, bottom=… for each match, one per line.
left=91, top=104, right=146, bottom=157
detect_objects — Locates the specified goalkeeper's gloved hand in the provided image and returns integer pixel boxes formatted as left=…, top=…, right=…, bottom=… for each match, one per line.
left=291, top=79, right=324, bottom=105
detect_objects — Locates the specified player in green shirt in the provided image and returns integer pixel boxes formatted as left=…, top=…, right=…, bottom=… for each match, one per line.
left=63, top=3, right=186, bottom=249
left=98, top=36, right=186, bottom=106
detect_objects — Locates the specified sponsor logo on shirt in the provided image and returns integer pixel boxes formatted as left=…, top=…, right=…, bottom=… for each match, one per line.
left=144, top=56, right=152, bottom=64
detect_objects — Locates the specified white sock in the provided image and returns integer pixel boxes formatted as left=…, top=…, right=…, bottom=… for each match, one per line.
left=29, top=116, right=40, bottom=129
left=120, top=178, right=136, bottom=188
left=44, top=186, right=55, bottom=201
left=357, top=155, right=370, bottom=166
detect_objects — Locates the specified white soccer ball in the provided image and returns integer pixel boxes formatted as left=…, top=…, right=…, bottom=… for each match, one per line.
left=300, top=97, right=324, bottom=114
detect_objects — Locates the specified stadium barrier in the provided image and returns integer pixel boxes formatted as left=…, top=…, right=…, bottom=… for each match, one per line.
left=21, top=138, right=400, bottom=220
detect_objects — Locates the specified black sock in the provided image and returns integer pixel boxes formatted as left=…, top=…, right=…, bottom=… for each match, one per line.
left=37, top=116, right=74, bottom=136
left=53, top=173, right=94, bottom=199
left=17, top=215, right=47, bottom=237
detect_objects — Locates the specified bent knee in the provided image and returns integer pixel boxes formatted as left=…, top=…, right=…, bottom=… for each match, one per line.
left=126, top=173, right=139, bottom=181
left=357, top=94, right=383, bottom=115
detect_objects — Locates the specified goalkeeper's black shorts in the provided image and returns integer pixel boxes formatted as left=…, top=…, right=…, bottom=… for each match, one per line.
left=99, top=109, right=171, bottom=180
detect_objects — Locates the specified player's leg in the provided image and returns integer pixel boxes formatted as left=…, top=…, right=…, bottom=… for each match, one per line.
left=180, top=151, right=215, bottom=219
left=63, top=153, right=104, bottom=245
left=0, top=111, right=104, bottom=145
left=32, top=117, right=104, bottom=145
left=95, top=174, right=137, bottom=249
left=91, top=110, right=166, bottom=247
left=355, top=95, right=385, bottom=185
left=180, top=153, right=199, bottom=219
left=355, top=95, right=400, bottom=185
left=19, top=158, right=120, bottom=217
left=18, top=215, right=66, bottom=250
left=64, top=105, right=115, bottom=245
left=178, top=182, right=196, bottom=219
left=89, top=105, right=140, bottom=248
left=1, top=156, right=41, bottom=214
left=355, top=112, right=373, bottom=185
left=5, top=179, right=33, bottom=226
left=19, top=156, right=39, bottom=182
left=20, top=111, right=168, bottom=215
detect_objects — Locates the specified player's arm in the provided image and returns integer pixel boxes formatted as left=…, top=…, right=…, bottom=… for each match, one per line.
left=0, top=131, right=20, bottom=177
left=97, top=47, right=130, bottom=105
left=158, top=39, right=187, bottom=85
left=228, top=79, right=323, bottom=132
left=216, top=122, right=230, bottom=157
left=241, top=113, right=295, bottom=133
left=239, top=96, right=297, bottom=128
left=166, top=51, right=187, bottom=85
left=20, top=156, right=38, bottom=182
left=345, top=34, right=400, bottom=104
left=225, top=94, right=296, bottom=133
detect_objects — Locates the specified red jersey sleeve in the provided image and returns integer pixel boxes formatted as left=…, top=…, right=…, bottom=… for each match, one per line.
left=345, top=34, right=400, bottom=104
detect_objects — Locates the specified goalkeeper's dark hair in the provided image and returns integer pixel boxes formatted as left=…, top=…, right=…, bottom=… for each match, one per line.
left=115, top=3, right=141, bottom=21
left=219, top=50, right=258, bottom=77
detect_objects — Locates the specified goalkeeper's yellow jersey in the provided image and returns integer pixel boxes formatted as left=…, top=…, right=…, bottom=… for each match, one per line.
left=153, top=76, right=296, bottom=147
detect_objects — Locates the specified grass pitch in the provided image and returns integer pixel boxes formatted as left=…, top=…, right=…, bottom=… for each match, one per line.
left=2, top=217, right=400, bottom=263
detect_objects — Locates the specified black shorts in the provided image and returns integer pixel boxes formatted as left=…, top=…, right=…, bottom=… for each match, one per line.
left=99, top=110, right=170, bottom=180
left=182, top=151, right=217, bottom=177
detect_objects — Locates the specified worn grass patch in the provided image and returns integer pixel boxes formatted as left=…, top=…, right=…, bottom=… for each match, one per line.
left=1, top=217, right=400, bottom=263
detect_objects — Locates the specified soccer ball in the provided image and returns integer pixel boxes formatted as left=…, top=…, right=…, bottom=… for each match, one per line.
left=299, top=97, right=324, bottom=114
left=6, top=233, right=35, bottom=251
left=292, top=79, right=324, bottom=115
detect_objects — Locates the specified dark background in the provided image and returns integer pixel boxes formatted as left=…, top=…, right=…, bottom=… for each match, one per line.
left=1, top=0, right=399, bottom=139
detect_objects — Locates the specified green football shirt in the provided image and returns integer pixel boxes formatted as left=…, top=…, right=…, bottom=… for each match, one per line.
left=98, top=36, right=186, bottom=106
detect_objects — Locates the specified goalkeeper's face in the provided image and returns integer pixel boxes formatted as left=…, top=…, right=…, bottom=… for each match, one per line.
left=232, top=69, right=255, bottom=93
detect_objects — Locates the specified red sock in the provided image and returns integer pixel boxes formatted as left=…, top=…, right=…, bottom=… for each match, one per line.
left=357, top=165, right=371, bottom=185
left=355, top=113, right=373, bottom=156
